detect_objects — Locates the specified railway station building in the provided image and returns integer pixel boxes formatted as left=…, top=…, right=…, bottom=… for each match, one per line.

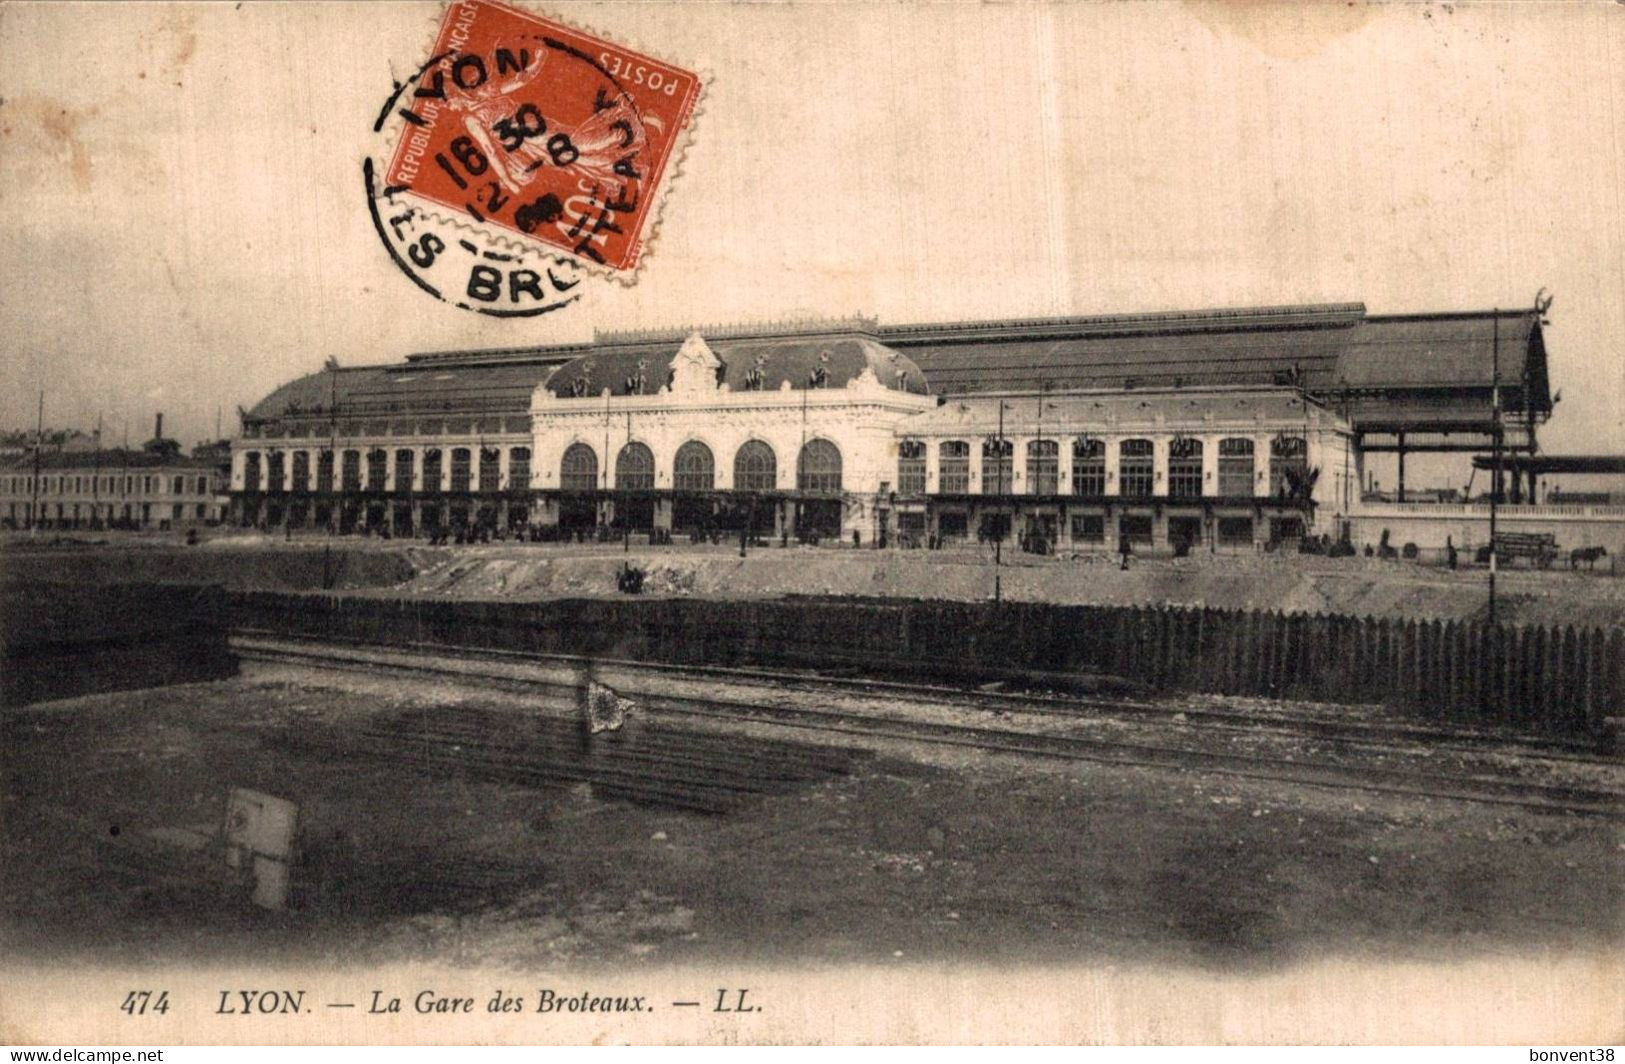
left=230, top=300, right=1575, bottom=552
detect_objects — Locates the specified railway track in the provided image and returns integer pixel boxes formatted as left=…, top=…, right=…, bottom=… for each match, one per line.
left=234, top=630, right=1625, bottom=819
left=276, top=706, right=866, bottom=815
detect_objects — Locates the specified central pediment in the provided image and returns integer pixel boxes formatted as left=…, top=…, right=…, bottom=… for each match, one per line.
left=670, top=332, right=723, bottom=395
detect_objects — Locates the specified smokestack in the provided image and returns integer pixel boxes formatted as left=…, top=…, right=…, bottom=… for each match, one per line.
left=154, top=413, right=163, bottom=440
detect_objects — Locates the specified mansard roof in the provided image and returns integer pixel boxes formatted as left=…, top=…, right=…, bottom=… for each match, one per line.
left=240, top=301, right=1552, bottom=428
left=542, top=331, right=930, bottom=399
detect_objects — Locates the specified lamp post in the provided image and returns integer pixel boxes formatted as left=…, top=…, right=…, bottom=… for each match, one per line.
left=993, top=398, right=1008, bottom=604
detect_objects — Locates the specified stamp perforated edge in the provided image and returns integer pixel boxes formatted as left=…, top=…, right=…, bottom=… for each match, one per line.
left=371, top=0, right=710, bottom=287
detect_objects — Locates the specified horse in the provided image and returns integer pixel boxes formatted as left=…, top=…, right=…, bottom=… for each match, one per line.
left=1570, top=545, right=1608, bottom=570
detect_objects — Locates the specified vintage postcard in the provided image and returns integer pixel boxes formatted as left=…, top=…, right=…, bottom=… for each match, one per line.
left=1, top=0, right=1622, bottom=1049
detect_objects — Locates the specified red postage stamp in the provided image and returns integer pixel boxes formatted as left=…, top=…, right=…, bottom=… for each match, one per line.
left=384, top=0, right=701, bottom=273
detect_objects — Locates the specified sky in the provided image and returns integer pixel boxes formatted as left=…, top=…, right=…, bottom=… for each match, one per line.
left=1, top=0, right=1621, bottom=484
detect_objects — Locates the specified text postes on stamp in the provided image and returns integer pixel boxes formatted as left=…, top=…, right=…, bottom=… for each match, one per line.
left=382, top=0, right=701, bottom=274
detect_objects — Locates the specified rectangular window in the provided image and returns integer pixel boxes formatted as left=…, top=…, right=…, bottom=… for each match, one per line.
left=478, top=448, right=501, bottom=493
left=1119, top=439, right=1154, bottom=497
left=367, top=449, right=388, bottom=491
left=938, top=441, right=970, bottom=494
left=1071, top=513, right=1105, bottom=543
left=981, top=439, right=1013, bottom=495
left=341, top=451, right=362, bottom=491
left=1269, top=516, right=1306, bottom=542
left=1269, top=436, right=1308, bottom=499
left=1218, top=438, right=1255, bottom=497
left=449, top=449, right=472, bottom=493
left=508, top=447, right=530, bottom=491
left=1026, top=440, right=1058, bottom=495
left=1217, top=517, right=1254, bottom=546
left=1168, top=515, right=1203, bottom=546
left=897, top=440, right=926, bottom=495
left=1168, top=438, right=1203, bottom=499
left=1119, top=514, right=1154, bottom=545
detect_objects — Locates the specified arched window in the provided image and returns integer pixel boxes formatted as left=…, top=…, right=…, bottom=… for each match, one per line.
left=1269, top=435, right=1308, bottom=498
left=267, top=452, right=287, bottom=493
left=616, top=441, right=655, bottom=490
left=981, top=438, right=1013, bottom=495
left=292, top=451, right=311, bottom=493
left=1119, top=439, right=1154, bottom=497
left=939, top=441, right=970, bottom=493
left=367, top=448, right=388, bottom=491
left=1168, top=437, right=1203, bottom=498
left=560, top=443, right=598, bottom=490
left=243, top=452, right=262, bottom=492
left=1072, top=438, right=1105, bottom=495
left=419, top=449, right=441, bottom=492
left=393, top=449, right=414, bottom=493
left=172, top=475, right=184, bottom=494
left=478, top=447, right=501, bottom=493
left=1218, top=438, right=1254, bottom=497
left=797, top=439, right=842, bottom=494
left=734, top=440, right=777, bottom=492
left=507, top=447, right=530, bottom=491
left=673, top=440, right=714, bottom=491
left=449, top=448, right=471, bottom=493
left=317, top=450, right=335, bottom=492
left=341, top=449, right=362, bottom=492
left=1027, top=439, right=1058, bottom=494
left=897, top=440, right=926, bottom=495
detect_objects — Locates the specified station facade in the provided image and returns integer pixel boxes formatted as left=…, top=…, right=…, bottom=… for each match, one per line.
left=228, top=301, right=1554, bottom=551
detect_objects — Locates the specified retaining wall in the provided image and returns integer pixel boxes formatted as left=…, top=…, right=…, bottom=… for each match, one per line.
left=2, top=582, right=237, bottom=707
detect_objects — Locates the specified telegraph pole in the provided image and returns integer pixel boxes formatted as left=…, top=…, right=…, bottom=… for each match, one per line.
left=1489, top=312, right=1501, bottom=627
left=29, top=391, right=43, bottom=534
left=329, top=359, right=339, bottom=537
left=92, top=411, right=102, bottom=527
left=624, top=410, right=632, bottom=553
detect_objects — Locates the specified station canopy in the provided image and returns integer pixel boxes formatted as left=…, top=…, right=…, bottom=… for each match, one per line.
left=242, top=303, right=1554, bottom=448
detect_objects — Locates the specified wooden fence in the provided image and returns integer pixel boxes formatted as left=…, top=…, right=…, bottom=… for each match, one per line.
left=229, top=592, right=1624, bottom=737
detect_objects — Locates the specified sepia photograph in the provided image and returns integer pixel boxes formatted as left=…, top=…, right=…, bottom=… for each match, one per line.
left=1, top=0, right=1622, bottom=1048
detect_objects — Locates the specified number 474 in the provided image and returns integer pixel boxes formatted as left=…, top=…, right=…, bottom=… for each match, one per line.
left=121, top=990, right=170, bottom=1015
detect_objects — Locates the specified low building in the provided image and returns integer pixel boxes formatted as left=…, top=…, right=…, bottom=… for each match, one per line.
left=0, top=417, right=229, bottom=530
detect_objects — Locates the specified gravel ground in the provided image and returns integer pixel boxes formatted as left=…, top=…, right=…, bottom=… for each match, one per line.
left=2, top=675, right=1619, bottom=973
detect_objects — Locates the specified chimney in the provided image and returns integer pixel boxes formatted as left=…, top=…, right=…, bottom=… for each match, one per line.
left=154, top=413, right=163, bottom=440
